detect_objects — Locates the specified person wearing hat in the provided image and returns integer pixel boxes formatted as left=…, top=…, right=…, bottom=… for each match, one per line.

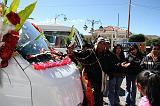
left=73, top=36, right=118, bottom=106
left=86, top=36, right=108, bottom=106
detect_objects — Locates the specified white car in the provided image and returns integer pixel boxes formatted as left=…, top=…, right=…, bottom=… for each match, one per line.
left=0, top=21, right=84, bottom=106
left=38, top=24, right=84, bottom=54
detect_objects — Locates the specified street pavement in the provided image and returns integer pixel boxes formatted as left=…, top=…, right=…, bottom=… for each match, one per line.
left=103, top=77, right=140, bottom=106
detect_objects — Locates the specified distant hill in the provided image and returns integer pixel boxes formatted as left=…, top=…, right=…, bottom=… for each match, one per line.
left=145, top=35, right=160, bottom=39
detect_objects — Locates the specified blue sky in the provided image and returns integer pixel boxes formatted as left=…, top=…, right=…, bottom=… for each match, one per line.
left=10, top=0, right=160, bottom=36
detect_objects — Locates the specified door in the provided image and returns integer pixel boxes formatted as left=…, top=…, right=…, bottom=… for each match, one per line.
left=0, top=57, right=32, bottom=106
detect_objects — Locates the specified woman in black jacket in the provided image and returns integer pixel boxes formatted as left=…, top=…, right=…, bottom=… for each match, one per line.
left=124, top=44, right=143, bottom=106
left=108, top=44, right=126, bottom=106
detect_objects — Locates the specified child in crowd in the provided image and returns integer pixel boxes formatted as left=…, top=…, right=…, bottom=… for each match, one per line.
left=136, top=70, right=160, bottom=106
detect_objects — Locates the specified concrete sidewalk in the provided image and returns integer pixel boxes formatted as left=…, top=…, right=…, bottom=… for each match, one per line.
left=103, top=77, right=141, bottom=106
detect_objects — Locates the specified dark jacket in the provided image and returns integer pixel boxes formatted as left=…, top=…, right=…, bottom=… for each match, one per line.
left=110, top=53, right=127, bottom=77
left=73, top=49, right=115, bottom=83
left=126, top=53, right=143, bottom=75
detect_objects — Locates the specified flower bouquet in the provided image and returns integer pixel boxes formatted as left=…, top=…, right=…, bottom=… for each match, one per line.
left=0, top=0, right=36, bottom=68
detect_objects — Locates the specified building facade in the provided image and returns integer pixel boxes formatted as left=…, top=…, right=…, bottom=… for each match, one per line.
left=93, top=26, right=131, bottom=48
left=94, top=26, right=131, bottom=39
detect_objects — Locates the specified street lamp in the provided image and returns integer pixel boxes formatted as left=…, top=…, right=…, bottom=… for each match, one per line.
left=83, top=25, right=88, bottom=31
left=54, top=14, right=67, bottom=24
left=83, top=19, right=103, bottom=36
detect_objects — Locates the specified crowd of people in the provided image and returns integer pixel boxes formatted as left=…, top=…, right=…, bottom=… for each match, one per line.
left=67, top=36, right=160, bottom=106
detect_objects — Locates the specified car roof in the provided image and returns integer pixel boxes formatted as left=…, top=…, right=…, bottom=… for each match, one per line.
left=38, top=24, right=72, bottom=32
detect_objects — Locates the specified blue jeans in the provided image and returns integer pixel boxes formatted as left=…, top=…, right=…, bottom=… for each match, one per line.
left=125, top=75, right=137, bottom=106
left=108, top=76, right=124, bottom=106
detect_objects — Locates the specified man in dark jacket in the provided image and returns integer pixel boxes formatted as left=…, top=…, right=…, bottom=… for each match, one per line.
left=140, top=44, right=160, bottom=71
left=74, top=37, right=116, bottom=106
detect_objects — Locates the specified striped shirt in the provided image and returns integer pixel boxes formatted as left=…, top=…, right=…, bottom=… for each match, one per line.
left=140, top=54, right=160, bottom=71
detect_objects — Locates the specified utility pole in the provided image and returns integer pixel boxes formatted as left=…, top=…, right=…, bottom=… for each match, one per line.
left=118, top=13, right=119, bottom=27
left=127, top=0, right=131, bottom=38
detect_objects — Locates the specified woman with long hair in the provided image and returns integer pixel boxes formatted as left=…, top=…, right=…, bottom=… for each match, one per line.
left=108, top=44, right=126, bottom=106
left=124, top=44, right=143, bottom=106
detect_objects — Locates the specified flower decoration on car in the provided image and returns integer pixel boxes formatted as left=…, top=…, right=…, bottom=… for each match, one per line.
left=0, top=0, right=37, bottom=68
left=26, top=47, right=72, bottom=70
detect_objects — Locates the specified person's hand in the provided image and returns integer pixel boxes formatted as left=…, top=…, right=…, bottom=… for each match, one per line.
left=66, top=43, right=76, bottom=55
left=121, top=62, right=130, bottom=68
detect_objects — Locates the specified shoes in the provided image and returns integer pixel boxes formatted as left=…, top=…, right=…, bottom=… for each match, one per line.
left=103, top=101, right=108, bottom=105
left=114, top=103, right=123, bottom=106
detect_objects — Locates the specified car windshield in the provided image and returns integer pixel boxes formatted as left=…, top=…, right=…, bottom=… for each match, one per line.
left=17, top=21, right=50, bottom=58
left=44, top=30, right=82, bottom=49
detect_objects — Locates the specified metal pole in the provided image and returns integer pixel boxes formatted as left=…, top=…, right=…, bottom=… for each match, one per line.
left=91, top=20, right=94, bottom=36
left=54, top=15, right=59, bottom=24
left=55, top=18, right=57, bottom=24
left=118, top=13, right=119, bottom=27
left=111, top=33, right=114, bottom=50
left=84, top=19, right=103, bottom=43
left=127, top=0, right=131, bottom=38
